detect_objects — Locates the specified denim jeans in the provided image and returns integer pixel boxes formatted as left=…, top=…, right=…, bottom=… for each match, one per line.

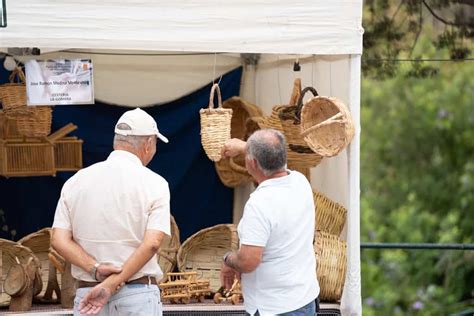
left=247, top=299, right=317, bottom=316
left=74, top=284, right=162, bottom=316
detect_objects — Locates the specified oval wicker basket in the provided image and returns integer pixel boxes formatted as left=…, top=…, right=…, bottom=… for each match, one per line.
left=177, top=224, right=239, bottom=292
left=200, top=84, right=233, bottom=162
left=215, top=97, right=262, bottom=187
left=278, top=86, right=318, bottom=153
left=301, top=96, right=355, bottom=157
left=0, top=67, right=52, bottom=137
left=313, top=191, right=347, bottom=236
left=156, top=215, right=181, bottom=283
left=0, top=239, right=41, bottom=306
left=314, top=231, right=347, bottom=302
left=18, top=228, right=61, bottom=302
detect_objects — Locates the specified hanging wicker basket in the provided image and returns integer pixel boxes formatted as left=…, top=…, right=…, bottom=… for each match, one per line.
left=278, top=86, right=318, bottom=153
left=0, top=239, right=41, bottom=307
left=156, top=215, right=181, bottom=283
left=313, top=190, right=347, bottom=236
left=200, top=84, right=233, bottom=162
left=215, top=97, right=262, bottom=187
left=314, top=231, right=347, bottom=302
left=0, top=67, right=52, bottom=138
left=301, top=96, right=355, bottom=157
left=177, top=224, right=239, bottom=292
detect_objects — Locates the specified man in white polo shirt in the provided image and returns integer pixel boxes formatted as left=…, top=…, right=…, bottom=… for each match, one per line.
left=52, top=108, right=170, bottom=316
left=220, top=129, right=319, bottom=316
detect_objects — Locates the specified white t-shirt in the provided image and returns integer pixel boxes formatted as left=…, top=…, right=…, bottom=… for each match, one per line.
left=53, top=150, right=171, bottom=282
left=238, top=170, right=319, bottom=315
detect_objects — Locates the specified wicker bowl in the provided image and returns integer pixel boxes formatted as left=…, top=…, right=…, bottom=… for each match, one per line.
left=313, top=191, right=347, bottom=236
left=314, top=231, right=347, bottom=302
left=177, top=224, right=239, bottom=292
left=301, top=96, right=355, bottom=157
left=156, top=215, right=181, bottom=283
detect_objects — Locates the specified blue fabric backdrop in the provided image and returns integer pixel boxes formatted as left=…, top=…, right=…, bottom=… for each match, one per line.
left=0, top=63, right=242, bottom=241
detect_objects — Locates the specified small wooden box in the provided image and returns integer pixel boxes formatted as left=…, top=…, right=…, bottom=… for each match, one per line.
left=53, top=137, right=83, bottom=171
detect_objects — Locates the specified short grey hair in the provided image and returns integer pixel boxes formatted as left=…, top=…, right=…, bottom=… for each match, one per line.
left=113, top=123, right=149, bottom=148
left=246, top=129, right=287, bottom=176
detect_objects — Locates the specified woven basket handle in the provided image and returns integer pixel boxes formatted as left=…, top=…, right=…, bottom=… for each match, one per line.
left=229, top=157, right=249, bottom=174
left=295, top=87, right=318, bottom=123
left=8, top=67, right=26, bottom=84
left=208, top=83, right=223, bottom=109
left=301, top=112, right=347, bottom=137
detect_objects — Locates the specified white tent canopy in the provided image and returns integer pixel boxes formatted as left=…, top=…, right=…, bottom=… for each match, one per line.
left=1, top=1, right=363, bottom=315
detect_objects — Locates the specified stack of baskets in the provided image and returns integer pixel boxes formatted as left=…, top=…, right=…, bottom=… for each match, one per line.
left=177, top=224, right=239, bottom=291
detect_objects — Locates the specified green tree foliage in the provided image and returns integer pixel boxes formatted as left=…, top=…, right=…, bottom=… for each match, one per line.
left=363, top=0, right=474, bottom=79
left=361, top=58, right=474, bottom=314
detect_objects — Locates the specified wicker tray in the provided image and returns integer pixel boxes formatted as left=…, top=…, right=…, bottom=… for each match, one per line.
left=177, top=224, right=239, bottom=292
left=315, top=231, right=347, bottom=302
left=157, top=215, right=181, bottom=283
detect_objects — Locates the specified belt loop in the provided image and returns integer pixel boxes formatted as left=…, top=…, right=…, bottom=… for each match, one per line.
left=148, top=275, right=151, bottom=286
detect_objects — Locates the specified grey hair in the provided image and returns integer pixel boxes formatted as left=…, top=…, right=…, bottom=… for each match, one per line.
left=113, top=123, right=149, bottom=149
left=246, top=129, right=287, bottom=176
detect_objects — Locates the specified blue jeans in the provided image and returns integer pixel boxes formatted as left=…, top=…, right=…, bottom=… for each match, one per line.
left=74, top=284, right=162, bottom=316
left=247, top=300, right=316, bottom=316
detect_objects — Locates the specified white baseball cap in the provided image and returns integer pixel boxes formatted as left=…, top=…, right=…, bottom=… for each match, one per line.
left=114, top=108, right=169, bottom=143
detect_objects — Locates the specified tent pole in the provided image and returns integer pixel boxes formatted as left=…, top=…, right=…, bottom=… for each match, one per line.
left=341, top=54, right=362, bottom=316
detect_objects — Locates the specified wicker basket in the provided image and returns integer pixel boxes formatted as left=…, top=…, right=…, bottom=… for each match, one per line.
left=313, top=191, right=347, bottom=236
left=0, top=239, right=41, bottom=306
left=200, top=84, right=233, bottom=162
left=157, top=215, right=181, bottom=283
left=314, top=231, right=347, bottom=302
left=53, top=137, right=83, bottom=171
left=0, top=68, right=52, bottom=138
left=0, top=139, right=56, bottom=177
left=0, top=110, right=21, bottom=139
left=177, top=224, right=239, bottom=292
left=18, top=228, right=61, bottom=302
left=301, top=96, right=355, bottom=157
left=215, top=97, right=262, bottom=187
left=278, top=86, right=318, bottom=153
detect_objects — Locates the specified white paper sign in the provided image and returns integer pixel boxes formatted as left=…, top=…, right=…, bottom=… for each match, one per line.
left=25, top=59, right=94, bottom=106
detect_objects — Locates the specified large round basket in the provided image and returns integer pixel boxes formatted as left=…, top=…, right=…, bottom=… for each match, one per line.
left=313, top=191, right=347, bottom=236
left=301, top=96, right=355, bottom=157
left=314, top=231, right=347, bottom=302
left=215, top=97, right=262, bottom=187
left=0, top=239, right=41, bottom=306
left=200, top=84, right=233, bottom=162
left=18, top=228, right=61, bottom=302
left=156, top=215, right=181, bottom=283
left=177, top=224, right=239, bottom=292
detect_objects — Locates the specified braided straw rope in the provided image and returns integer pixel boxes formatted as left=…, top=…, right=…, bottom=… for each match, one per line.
left=200, top=84, right=233, bottom=162
left=177, top=224, right=238, bottom=292
left=314, top=231, right=347, bottom=302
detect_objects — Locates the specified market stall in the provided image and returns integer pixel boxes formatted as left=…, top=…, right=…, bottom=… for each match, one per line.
left=0, top=1, right=363, bottom=315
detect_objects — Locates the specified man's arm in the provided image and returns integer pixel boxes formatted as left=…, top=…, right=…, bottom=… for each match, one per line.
left=51, top=228, right=122, bottom=281
left=220, top=245, right=264, bottom=289
left=221, top=138, right=247, bottom=158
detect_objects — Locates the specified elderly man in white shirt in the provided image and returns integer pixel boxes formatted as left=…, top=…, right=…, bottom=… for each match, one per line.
left=220, top=129, right=319, bottom=316
left=52, top=108, right=170, bottom=316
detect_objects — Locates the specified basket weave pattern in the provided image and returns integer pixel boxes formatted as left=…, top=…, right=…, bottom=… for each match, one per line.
left=177, top=224, right=239, bottom=291
left=314, top=190, right=347, bottom=236
left=315, top=231, right=347, bottom=302
left=200, top=84, right=233, bottom=162
left=301, top=96, right=355, bottom=157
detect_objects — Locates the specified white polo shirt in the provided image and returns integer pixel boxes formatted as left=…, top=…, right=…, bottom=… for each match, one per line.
left=53, top=150, right=171, bottom=282
left=238, top=170, right=319, bottom=315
